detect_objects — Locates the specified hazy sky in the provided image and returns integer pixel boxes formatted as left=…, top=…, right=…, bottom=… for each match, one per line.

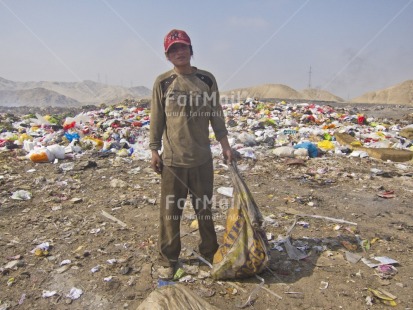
left=1, top=0, right=412, bottom=99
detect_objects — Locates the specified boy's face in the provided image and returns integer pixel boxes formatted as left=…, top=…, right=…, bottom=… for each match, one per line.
left=166, top=43, right=191, bottom=67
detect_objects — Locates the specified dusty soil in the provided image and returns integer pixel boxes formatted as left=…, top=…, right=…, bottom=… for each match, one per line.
left=1, top=104, right=413, bottom=310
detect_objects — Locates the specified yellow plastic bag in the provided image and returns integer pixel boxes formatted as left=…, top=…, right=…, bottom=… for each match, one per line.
left=212, top=162, right=269, bottom=280
left=317, top=140, right=335, bottom=150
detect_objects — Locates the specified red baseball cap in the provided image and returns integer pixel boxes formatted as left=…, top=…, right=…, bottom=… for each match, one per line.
left=164, top=29, right=191, bottom=52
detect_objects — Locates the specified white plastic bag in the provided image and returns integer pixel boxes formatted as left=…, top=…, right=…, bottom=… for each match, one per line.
left=47, top=144, right=66, bottom=159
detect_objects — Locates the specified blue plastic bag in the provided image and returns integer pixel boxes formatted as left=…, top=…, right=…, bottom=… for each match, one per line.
left=64, top=132, right=80, bottom=142
left=294, top=142, right=318, bottom=158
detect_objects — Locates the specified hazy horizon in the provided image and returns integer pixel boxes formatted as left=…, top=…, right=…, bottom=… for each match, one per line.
left=1, top=0, right=412, bottom=100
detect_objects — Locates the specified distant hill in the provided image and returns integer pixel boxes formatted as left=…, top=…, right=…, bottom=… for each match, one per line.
left=223, top=84, right=302, bottom=100
left=222, top=84, right=343, bottom=102
left=351, top=80, right=413, bottom=105
left=0, top=77, right=151, bottom=107
left=0, top=88, right=80, bottom=107
left=2, top=76, right=412, bottom=107
left=300, top=88, right=344, bottom=102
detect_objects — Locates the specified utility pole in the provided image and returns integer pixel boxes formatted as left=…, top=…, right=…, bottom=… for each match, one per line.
left=308, top=66, right=312, bottom=89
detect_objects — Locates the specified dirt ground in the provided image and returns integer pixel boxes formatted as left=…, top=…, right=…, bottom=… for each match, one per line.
left=0, top=104, right=412, bottom=310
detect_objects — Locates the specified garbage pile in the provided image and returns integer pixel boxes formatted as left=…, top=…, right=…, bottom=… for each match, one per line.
left=0, top=99, right=412, bottom=163
left=222, top=100, right=413, bottom=162
left=0, top=104, right=152, bottom=162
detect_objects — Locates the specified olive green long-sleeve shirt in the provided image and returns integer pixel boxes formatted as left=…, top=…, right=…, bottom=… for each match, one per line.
left=149, top=67, right=228, bottom=168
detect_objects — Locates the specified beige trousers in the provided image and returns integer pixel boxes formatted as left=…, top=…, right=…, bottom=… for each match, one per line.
left=158, top=160, right=219, bottom=267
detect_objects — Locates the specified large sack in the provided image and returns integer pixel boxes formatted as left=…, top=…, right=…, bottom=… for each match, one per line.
left=272, top=146, right=295, bottom=157
left=211, top=162, right=269, bottom=280
left=137, top=284, right=219, bottom=310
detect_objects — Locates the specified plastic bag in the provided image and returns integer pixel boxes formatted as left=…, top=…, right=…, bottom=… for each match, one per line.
left=137, top=284, right=219, bottom=310
left=28, top=148, right=54, bottom=163
left=47, top=144, right=66, bottom=160
left=273, top=146, right=295, bottom=157
left=317, top=140, right=335, bottom=151
left=294, top=142, right=318, bottom=158
left=212, top=162, right=269, bottom=280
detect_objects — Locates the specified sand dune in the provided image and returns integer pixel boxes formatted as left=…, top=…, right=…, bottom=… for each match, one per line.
left=351, top=80, right=413, bottom=105
left=0, top=88, right=79, bottom=107
left=300, top=88, right=344, bottom=102
left=0, top=77, right=151, bottom=107
left=222, top=84, right=343, bottom=102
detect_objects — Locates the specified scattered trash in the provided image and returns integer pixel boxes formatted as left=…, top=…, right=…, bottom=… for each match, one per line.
left=375, top=264, right=398, bottom=280
left=214, top=225, right=225, bottom=232
left=6, top=255, right=23, bottom=261
left=42, top=290, right=57, bottom=298
left=190, top=219, right=199, bottom=229
left=10, top=190, right=32, bottom=200
left=59, top=162, right=75, bottom=171
left=101, top=210, right=127, bottom=228
left=173, top=268, right=185, bottom=281
left=368, top=288, right=397, bottom=306
left=377, top=190, right=396, bottom=198
left=59, top=259, right=71, bottom=266
left=296, top=221, right=309, bottom=228
left=18, top=293, right=26, bottom=305
left=361, top=256, right=398, bottom=268
left=360, top=239, right=371, bottom=251
left=157, top=279, right=175, bottom=287
left=178, top=275, right=195, bottom=283
left=198, top=270, right=210, bottom=279
left=284, top=237, right=308, bottom=260
left=319, top=281, right=329, bottom=290
left=66, top=287, right=83, bottom=300
left=217, top=187, right=233, bottom=197
left=345, top=251, right=362, bottom=264
left=3, top=260, right=23, bottom=269
left=55, top=265, right=71, bottom=274
left=31, top=242, right=50, bottom=257
left=236, top=275, right=268, bottom=308
left=263, top=216, right=278, bottom=227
